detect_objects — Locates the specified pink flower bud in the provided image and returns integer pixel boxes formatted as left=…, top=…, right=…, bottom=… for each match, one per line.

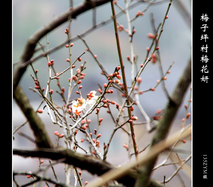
left=116, top=75, right=122, bottom=79
left=37, top=109, right=43, bottom=113
left=148, top=33, right=155, bottom=39
left=59, top=134, right=64, bottom=138
left=48, top=61, right=52, bottom=66
left=81, top=125, right=87, bottom=130
left=49, top=89, right=54, bottom=94
left=162, top=77, right=167, bottom=80
left=156, top=109, right=162, bottom=114
left=54, top=131, right=59, bottom=136
left=186, top=113, right=191, bottom=119
left=123, top=144, right=129, bottom=149
left=131, top=116, right=138, bottom=121
left=81, top=119, right=86, bottom=124
left=84, top=181, right=88, bottom=186
left=26, top=171, right=32, bottom=178
left=104, top=83, right=107, bottom=88
left=137, top=77, right=142, bottom=84
left=96, top=140, right=100, bottom=147
left=72, top=75, right=77, bottom=81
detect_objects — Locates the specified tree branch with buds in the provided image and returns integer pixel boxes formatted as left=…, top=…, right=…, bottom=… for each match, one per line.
left=13, top=0, right=112, bottom=92
left=134, top=59, right=191, bottom=187
left=13, top=0, right=191, bottom=186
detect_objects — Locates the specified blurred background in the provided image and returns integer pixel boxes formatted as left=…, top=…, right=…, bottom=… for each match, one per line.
left=13, top=0, right=191, bottom=186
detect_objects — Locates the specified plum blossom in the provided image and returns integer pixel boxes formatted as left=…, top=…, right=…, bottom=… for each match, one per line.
left=70, top=91, right=98, bottom=117
left=86, top=91, right=99, bottom=109
left=71, top=98, right=86, bottom=116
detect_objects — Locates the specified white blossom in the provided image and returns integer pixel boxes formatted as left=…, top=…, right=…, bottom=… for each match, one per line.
left=70, top=91, right=98, bottom=116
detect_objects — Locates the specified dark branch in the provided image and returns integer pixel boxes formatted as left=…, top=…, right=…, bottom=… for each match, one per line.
left=13, top=148, right=167, bottom=187
left=13, top=0, right=112, bottom=92
left=13, top=147, right=137, bottom=186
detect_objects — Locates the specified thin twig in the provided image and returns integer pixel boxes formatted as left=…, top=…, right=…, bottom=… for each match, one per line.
left=13, top=120, right=28, bottom=135
left=103, top=119, right=129, bottom=161
left=164, top=155, right=191, bottom=183
left=67, top=16, right=73, bottom=106
left=125, top=0, right=134, bottom=83
left=49, top=160, right=58, bottom=181
left=78, top=35, right=108, bottom=77
left=50, top=52, right=85, bottom=80
left=13, top=171, right=69, bottom=187
left=18, top=131, right=36, bottom=144
left=150, top=13, right=171, bottom=99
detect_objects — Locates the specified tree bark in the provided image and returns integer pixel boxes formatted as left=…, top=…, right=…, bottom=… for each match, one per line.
left=13, top=85, right=53, bottom=148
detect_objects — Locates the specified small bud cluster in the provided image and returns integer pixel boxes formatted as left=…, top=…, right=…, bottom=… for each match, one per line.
left=153, top=109, right=163, bottom=121
left=136, top=10, right=144, bottom=17
left=65, top=43, right=74, bottom=48
left=26, top=171, right=32, bottom=179
left=117, top=25, right=124, bottom=32
left=64, top=28, right=69, bottom=34
left=128, top=115, right=138, bottom=123
left=54, top=131, right=64, bottom=138
left=48, top=59, right=54, bottom=67
left=79, top=117, right=104, bottom=154
left=99, top=66, right=122, bottom=95
left=34, top=78, right=40, bottom=90
left=71, top=67, right=86, bottom=83
left=151, top=53, right=158, bottom=63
